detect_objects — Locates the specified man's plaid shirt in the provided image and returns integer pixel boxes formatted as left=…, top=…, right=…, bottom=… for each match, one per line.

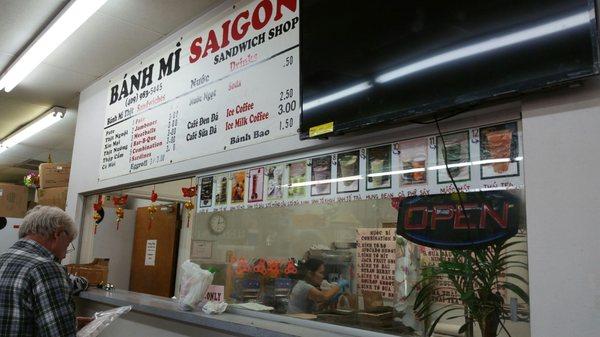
left=0, top=239, right=76, bottom=337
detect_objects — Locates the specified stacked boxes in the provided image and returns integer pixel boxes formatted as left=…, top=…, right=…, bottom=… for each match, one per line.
left=36, top=163, right=70, bottom=210
left=0, top=183, right=28, bottom=218
left=36, top=187, right=68, bottom=210
left=39, top=163, right=70, bottom=188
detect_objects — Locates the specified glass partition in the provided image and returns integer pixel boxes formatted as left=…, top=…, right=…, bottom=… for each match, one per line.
left=191, top=195, right=530, bottom=336
left=80, top=120, right=531, bottom=336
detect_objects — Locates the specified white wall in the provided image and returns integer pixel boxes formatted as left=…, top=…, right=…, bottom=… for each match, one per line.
left=91, top=208, right=136, bottom=289
left=0, top=217, right=22, bottom=253
left=192, top=199, right=393, bottom=263
left=521, top=80, right=600, bottom=337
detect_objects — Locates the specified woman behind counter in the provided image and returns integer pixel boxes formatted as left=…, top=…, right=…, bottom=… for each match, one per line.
left=287, top=258, right=349, bottom=314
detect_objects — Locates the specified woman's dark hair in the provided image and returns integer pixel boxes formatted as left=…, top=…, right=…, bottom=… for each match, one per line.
left=296, top=258, right=324, bottom=280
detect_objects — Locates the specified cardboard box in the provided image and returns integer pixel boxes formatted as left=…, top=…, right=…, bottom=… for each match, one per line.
left=0, top=183, right=28, bottom=218
left=39, top=163, right=71, bottom=189
left=66, top=258, right=109, bottom=286
left=36, top=187, right=68, bottom=210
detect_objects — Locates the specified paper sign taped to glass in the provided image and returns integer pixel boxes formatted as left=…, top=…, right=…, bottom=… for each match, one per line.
left=396, top=191, right=523, bottom=249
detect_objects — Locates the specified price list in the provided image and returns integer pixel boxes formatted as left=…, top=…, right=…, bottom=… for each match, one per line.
left=223, top=48, right=300, bottom=150
left=100, top=121, right=131, bottom=176
left=100, top=47, right=300, bottom=179
left=165, top=110, right=179, bottom=154
left=98, top=0, right=300, bottom=180
left=176, top=47, right=300, bottom=159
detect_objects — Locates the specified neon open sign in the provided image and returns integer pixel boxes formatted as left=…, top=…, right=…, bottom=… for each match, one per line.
left=396, top=191, right=522, bottom=249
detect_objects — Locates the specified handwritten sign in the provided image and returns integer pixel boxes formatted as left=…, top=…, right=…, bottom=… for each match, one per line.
left=356, top=228, right=396, bottom=299
left=420, top=247, right=507, bottom=304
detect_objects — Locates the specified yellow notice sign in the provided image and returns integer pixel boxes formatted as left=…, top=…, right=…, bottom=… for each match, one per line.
left=309, top=122, right=334, bottom=138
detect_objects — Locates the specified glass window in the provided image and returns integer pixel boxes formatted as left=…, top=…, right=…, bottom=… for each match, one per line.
left=190, top=121, right=530, bottom=336
left=80, top=121, right=530, bottom=336
left=192, top=193, right=529, bottom=336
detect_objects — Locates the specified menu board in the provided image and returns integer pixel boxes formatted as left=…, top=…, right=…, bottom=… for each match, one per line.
left=197, top=121, right=525, bottom=213
left=356, top=228, right=396, bottom=299
left=100, top=0, right=300, bottom=180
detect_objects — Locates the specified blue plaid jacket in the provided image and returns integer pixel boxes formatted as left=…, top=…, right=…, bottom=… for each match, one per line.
left=0, top=239, right=76, bottom=337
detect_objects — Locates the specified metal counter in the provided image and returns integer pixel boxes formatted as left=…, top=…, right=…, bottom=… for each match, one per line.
left=78, top=288, right=406, bottom=337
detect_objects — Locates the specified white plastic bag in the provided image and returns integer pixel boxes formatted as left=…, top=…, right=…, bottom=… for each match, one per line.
left=76, top=305, right=132, bottom=337
left=202, top=301, right=228, bottom=314
left=178, top=260, right=214, bottom=311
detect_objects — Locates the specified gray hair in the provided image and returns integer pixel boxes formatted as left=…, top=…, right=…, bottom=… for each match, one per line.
left=19, top=206, right=77, bottom=240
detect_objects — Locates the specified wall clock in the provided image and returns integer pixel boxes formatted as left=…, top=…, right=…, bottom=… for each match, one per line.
left=209, top=213, right=226, bottom=234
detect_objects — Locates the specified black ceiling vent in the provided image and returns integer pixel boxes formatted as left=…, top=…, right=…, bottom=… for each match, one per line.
left=12, top=159, right=44, bottom=171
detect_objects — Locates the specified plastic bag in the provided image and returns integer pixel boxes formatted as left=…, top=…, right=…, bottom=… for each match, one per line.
left=68, top=274, right=89, bottom=296
left=202, top=301, right=228, bottom=314
left=178, top=260, right=214, bottom=311
left=76, top=305, right=132, bottom=337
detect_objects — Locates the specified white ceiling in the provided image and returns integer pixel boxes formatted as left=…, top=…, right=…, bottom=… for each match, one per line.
left=0, top=0, right=220, bottom=183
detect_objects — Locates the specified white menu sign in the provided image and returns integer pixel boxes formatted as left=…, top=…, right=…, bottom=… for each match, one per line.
left=100, top=0, right=300, bottom=180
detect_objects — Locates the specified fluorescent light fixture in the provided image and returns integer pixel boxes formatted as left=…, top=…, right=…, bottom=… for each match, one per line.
left=0, top=107, right=66, bottom=150
left=0, top=0, right=108, bottom=92
left=376, top=11, right=591, bottom=84
left=288, top=175, right=364, bottom=188
left=302, top=82, right=372, bottom=111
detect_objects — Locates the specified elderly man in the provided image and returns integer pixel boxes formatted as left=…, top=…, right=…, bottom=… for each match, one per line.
left=0, top=206, right=89, bottom=337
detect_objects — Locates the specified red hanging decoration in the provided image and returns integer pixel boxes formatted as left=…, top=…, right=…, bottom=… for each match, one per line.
left=147, top=189, right=158, bottom=230
left=181, top=184, right=197, bottom=227
left=181, top=186, right=197, bottom=198
left=92, top=195, right=104, bottom=235
left=112, top=195, right=128, bottom=230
